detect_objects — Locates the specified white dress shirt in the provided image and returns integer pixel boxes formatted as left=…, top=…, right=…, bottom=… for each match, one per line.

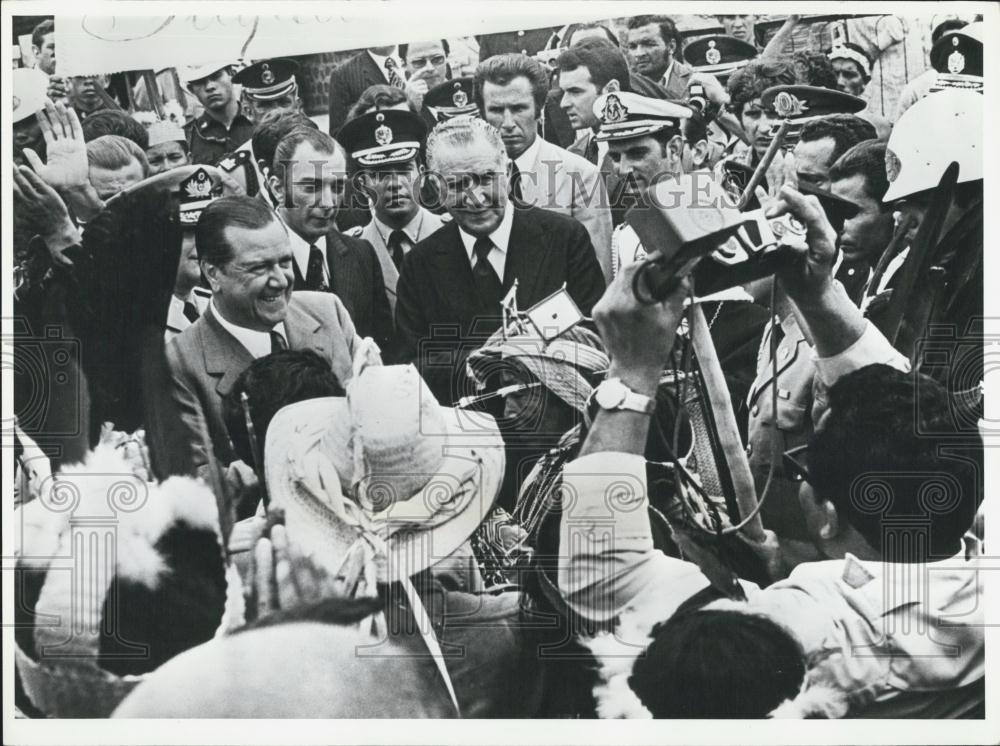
left=513, top=136, right=541, bottom=177
left=210, top=299, right=288, bottom=359
left=287, top=230, right=330, bottom=287
left=367, top=49, right=404, bottom=84
left=371, top=209, right=426, bottom=256
left=457, top=200, right=514, bottom=281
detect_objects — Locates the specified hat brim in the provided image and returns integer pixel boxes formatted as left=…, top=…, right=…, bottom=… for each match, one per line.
left=264, top=397, right=504, bottom=582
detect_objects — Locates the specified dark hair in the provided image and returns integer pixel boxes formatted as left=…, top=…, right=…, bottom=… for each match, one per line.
left=345, top=83, right=408, bottom=122
left=31, top=19, right=54, bottom=50
left=222, top=349, right=345, bottom=467
left=251, top=110, right=318, bottom=177
left=807, top=364, right=981, bottom=561
left=85, top=134, right=150, bottom=176
left=792, top=50, right=837, bottom=89
left=626, top=15, right=683, bottom=54
left=475, top=53, right=550, bottom=115
left=931, top=18, right=968, bottom=44
left=683, top=112, right=709, bottom=146
left=565, top=22, right=619, bottom=48
left=271, top=126, right=339, bottom=176
left=798, top=114, right=877, bottom=164
left=398, top=39, right=450, bottom=61
left=556, top=41, right=630, bottom=92
left=630, top=609, right=806, bottom=718
left=196, top=195, right=281, bottom=267
left=727, top=59, right=796, bottom=116
left=829, top=139, right=890, bottom=204
left=81, top=110, right=150, bottom=149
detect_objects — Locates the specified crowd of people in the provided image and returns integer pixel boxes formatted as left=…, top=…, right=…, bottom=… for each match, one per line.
left=10, top=12, right=986, bottom=721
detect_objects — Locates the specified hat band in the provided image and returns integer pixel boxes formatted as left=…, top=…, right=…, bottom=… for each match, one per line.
left=930, top=74, right=984, bottom=92
left=828, top=46, right=872, bottom=78
left=243, top=81, right=298, bottom=101
left=596, top=119, right=680, bottom=141
left=692, top=58, right=752, bottom=75
left=352, top=140, right=421, bottom=159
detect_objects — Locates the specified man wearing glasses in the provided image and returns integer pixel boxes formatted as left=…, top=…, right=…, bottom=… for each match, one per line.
left=394, top=116, right=605, bottom=405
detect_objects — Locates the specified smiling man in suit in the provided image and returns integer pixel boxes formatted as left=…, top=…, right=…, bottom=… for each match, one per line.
left=328, top=45, right=406, bottom=136
left=395, top=116, right=606, bottom=405
left=167, top=196, right=361, bottom=486
left=269, top=127, right=393, bottom=350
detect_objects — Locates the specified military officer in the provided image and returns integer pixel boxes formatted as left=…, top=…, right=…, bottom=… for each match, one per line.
left=422, top=77, right=479, bottom=123
left=338, top=108, right=444, bottom=318
left=180, top=61, right=253, bottom=166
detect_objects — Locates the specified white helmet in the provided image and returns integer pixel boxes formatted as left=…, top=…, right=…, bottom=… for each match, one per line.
left=883, top=88, right=982, bottom=203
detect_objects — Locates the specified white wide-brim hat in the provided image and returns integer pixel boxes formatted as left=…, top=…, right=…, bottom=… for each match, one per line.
left=264, top=365, right=505, bottom=583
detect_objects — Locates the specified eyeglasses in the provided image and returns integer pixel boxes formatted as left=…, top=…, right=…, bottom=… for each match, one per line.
left=409, top=55, right=447, bottom=69
left=782, top=444, right=811, bottom=483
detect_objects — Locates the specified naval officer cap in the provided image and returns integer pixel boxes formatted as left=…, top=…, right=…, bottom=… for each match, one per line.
left=592, top=91, right=693, bottom=142
left=337, top=108, right=427, bottom=168
left=424, top=77, right=479, bottom=122
left=233, top=58, right=299, bottom=101
left=683, top=35, right=757, bottom=82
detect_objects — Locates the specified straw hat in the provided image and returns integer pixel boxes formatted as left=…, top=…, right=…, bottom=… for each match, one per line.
left=264, top=364, right=505, bottom=583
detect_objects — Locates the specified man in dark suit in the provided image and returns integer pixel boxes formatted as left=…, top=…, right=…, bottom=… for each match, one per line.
left=268, top=127, right=393, bottom=350
left=395, top=116, right=605, bottom=405
left=167, top=196, right=361, bottom=483
left=328, top=45, right=405, bottom=135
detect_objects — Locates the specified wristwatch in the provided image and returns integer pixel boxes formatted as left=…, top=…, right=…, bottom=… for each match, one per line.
left=592, top=377, right=655, bottom=415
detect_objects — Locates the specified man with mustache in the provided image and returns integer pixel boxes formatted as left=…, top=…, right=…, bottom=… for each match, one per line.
left=268, top=127, right=393, bottom=350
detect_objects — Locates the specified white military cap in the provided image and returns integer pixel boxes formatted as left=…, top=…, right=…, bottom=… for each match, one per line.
left=592, top=91, right=692, bottom=142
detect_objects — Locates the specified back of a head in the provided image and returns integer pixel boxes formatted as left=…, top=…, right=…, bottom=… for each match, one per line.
left=112, top=622, right=454, bottom=718
left=630, top=609, right=805, bottom=718
left=808, top=364, right=982, bottom=561
left=346, top=83, right=408, bottom=121
left=195, top=195, right=279, bottom=267
left=829, top=139, right=890, bottom=203
left=251, top=110, right=318, bottom=176
left=557, top=40, right=631, bottom=92
left=792, top=50, right=838, bottom=89
left=727, top=58, right=797, bottom=112
left=566, top=22, right=619, bottom=48
left=799, top=114, right=877, bottom=163
left=223, top=349, right=346, bottom=466
left=86, top=134, right=150, bottom=176
left=81, top=110, right=150, bottom=149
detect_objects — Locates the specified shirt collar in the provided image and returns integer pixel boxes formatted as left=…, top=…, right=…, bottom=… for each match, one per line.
left=660, top=59, right=675, bottom=87
left=210, top=298, right=287, bottom=359
left=285, top=227, right=326, bottom=278
left=457, top=200, right=514, bottom=260
left=367, top=49, right=403, bottom=80
left=372, top=209, right=424, bottom=244
left=513, top=136, right=542, bottom=172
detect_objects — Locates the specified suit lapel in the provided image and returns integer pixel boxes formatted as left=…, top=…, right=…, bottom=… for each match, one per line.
left=201, top=306, right=255, bottom=398
left=326, top=230, right=355, bottom=301
left=431, top=223, right=479, bottom=320
left=503, top=208, right=548, bottom=304
left=363, top=221, right=399, bottom=297
left=361, top=52, right=386, bottom=89
left=284, top=298, right=330, bottom=361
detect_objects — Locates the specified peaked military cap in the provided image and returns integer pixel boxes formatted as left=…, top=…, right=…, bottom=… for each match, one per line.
left=930, top=23, right=983, bottom=92
left=683, top=35, right=757, bottom=81
left=233, top=58, right=299, bottom=101
left=424, top=77, right=479, bottom=122
left=592, top=91, right=692, bottom=142
left=760, top=84, right=866, bottom=145
left=337, top=108, right=427, bottom=167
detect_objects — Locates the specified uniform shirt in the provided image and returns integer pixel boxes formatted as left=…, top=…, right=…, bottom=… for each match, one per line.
left=185, top=110, right=254, bottom=166
left=457, top=201, right=513, bottom=280
left=209, top=299, right=288, bottom=359
left=164, top=287, right=211, bottom=342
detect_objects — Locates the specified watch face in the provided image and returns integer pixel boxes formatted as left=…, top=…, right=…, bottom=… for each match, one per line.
left=595, top=379, right=627, bottom=409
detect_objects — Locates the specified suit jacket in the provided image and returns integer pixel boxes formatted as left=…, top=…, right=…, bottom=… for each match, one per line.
left=516, top=139, right=612, bottom=284
left=355, top=209, right=444, bottom=316
left=568, top=130, right=630, bottom=252
left=395, top=206, right=606, bottom=404
left=166, top=292, right=360, bottom=473
left=327, top=51, right=388, bottom=136
left=661, top=60, right=694, bottom=100
left=290, top=230, right=393, bottom=350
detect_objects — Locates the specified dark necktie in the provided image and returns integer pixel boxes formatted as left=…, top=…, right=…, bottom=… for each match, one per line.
left=387, top=230, right=407, bottom=270
left=305, top=244, right=329, bottom=291
left=472, top=236, right=503, bottom=311
left=269, top=329, right=288, bottom=354
left=384, top=57, right=404, bottom=89
left=584, top=135, right=599, bottom=165
left=508, top=159, right=524, bottom=203
left=182, top=300, right=200, bottom=323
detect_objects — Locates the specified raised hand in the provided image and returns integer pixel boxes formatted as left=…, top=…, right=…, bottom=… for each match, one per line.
left=404, top=70, right=432, bottom=112
left=12, top=165, right=80, bottom=258
left=23, top=99, right=89, bottom=191
left=767, top=184, right=838, bottom=300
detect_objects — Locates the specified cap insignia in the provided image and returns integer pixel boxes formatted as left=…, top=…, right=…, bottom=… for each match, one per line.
left=885, top=148, right=901, bottom=183
left=773, top=91, right=807, bottom=118
left=374, top=112, right=393, bottom=146
left=183, top=168, right=214, bottom=198
left=602, top=94, right=628, bottom=124
left=705, top=40, right=721, bottom=66
left=947, top=39, right=965, bottom=74
left=452, top=82, right=468, bottom=107
left=261, top=63, right=275, bottom=85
